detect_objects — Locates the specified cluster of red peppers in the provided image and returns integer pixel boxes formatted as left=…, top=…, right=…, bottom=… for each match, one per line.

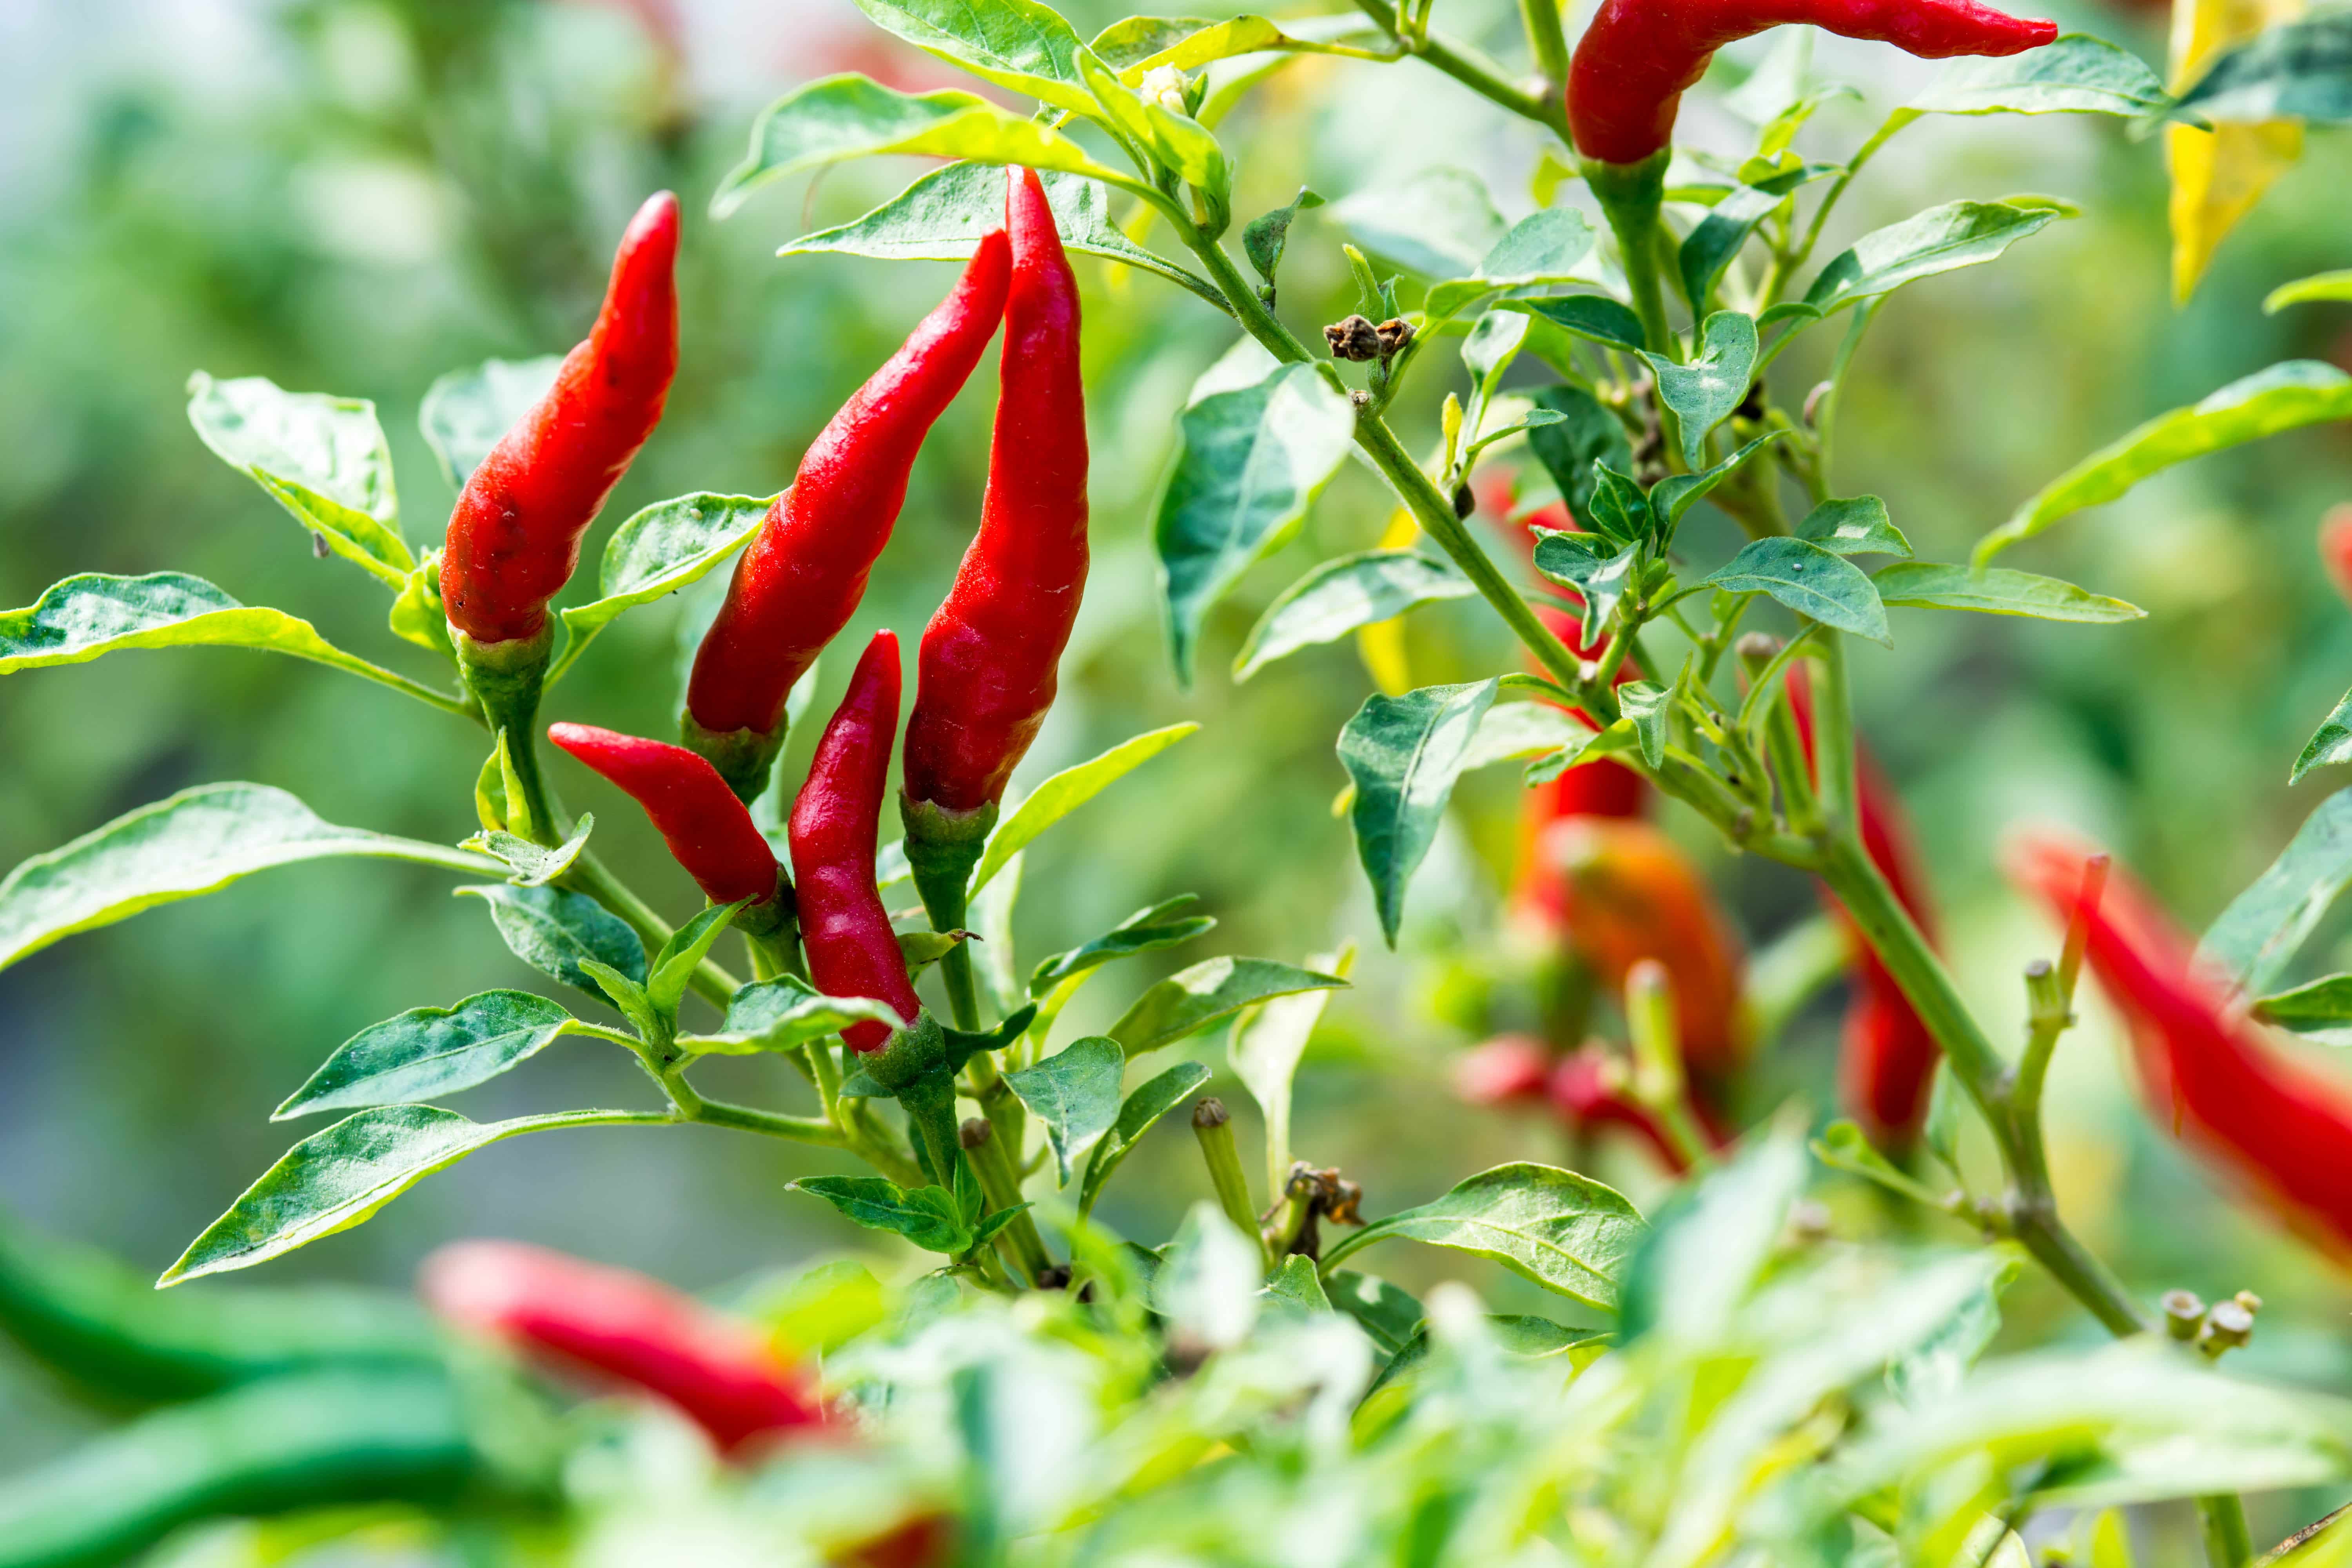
left=442, top=171, right=1083, bottom=1051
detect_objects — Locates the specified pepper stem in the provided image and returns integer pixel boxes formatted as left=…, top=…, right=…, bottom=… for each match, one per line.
left=1192, top=1099, right=1272, bottom=1272
left=901, top=794, right=998, bottom=1031
left=960, top=1117, right=1055, bottom=1285
left=1585, top=151, right=1675, bottom=363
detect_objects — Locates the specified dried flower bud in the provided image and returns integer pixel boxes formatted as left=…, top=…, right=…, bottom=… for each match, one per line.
left=1452, top=482, right=1475, bottom=519
left=1325, top=314, right=1381, bottom=361
left=1375, top=317, right=1415, bottom=358
left=1191, top=1096, right=1229, bottom=1130
left=958, top=1116, right=993, bottom=1150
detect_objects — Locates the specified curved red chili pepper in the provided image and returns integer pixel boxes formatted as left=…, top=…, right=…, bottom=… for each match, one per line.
left=791, top=630, right=922, bottom=1051
left=441, top=192, right=679, bottom=648
left=684, top=231, right=1012, bottom=793
left=418, top=1240, right=823, bottom=1455
left=902, top=169, right=1088, bottom=818
left=1785, top=666, right=1942, bottom=1147
left=546, top=722, right=784, bottom=911
left=1546, top=1045, right=1730, bottom=1173
left=1454, top=1034, right=1555, bottom=1107
left=1567, top=0, right=2056, bottom=165
left=2011, top=835, right=2352, bottom=1261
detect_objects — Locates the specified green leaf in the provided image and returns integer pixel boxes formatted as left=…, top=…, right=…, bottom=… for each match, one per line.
left=2173, top=13, right=2352, bottom=124
left=2295, top=686, right=2352, bottom=785
left=0, top=573, right=458, bottom=708
left=1423, top=207, right=1599, bottom=323
left=163, top=1105, right=657, bottom=1283
left=1338, top=679, right=1501, bottom=945
left=1092, top=13, right=1370, bottom=77
left=1243, top=186, right=1323, bottom=293
left=1328, top=167, right=1504, bottom=279
left=1458, top=702, right=1595, bottom=773
left=1318, top=1163, right=1647, bottom=1312
left=1369, top=1315, right=1600, bottom=1395
left=1887, top=1256, right=2017, bottom=1409
left=1003, top=1036, right=1126, bottom=1185
left=1233, top=550, right=1471, bottom=680
left=1651, top=432, right=1788, bottom=533
left=1512, top=294, right=1651, bottom=356
left=1803, top=200, right=2059, bottom=318
left=185, top=372, right=410, bottom=586
left=1073, top=46, right=1231, bottom=230
left=0, top=784, right=497, bottom=975
left=1795, top=496, right=1912, bottom=557
left=1230, top=944, right=1353, bottom=1192
left=784, top=160, right=1222, bottom=309
left=1524, top=385, right=1634, bottom=523
left=1909, top=34, right=2172, bottom=119
left=789, top=1176, right=974, bottom=1255
left=274, top=991, right=577, bottom=1120
left=1617, top=682, right=1670, bottom=770
left=1327, top=1271, right=1424, bottom=1358
left=1154, top=361, right=1356, bottom=684
left=1978, top=361, right=2352, bottom=564
left=1706, top=537, right=1889, bottom=644
left=456, top=883, right=649, bottom=999
left=417, top=356, right=561, bottom=491
left=972, top=722, right=1201, bottom=895
left=647, top=900, right=746, bottom=1019
left=1679, top=165, right=1835, bottom=311
left=1647, top=311, right=1758, bottom=467
left=458, top=815, right=593, bottom=888
left=849, top=0, right=1091, bottom=114
left=1531, top=532, right=1637, bottom=643
left=578, top=958, right=659, bottom=1041
left=550, top=494, right=770, bottom=681
left=2267, top=270, right=2352, bottom=313
left=679, top=975, right=907, bottom=1056
left=1873, top=562, right=2143, bottom=623
left=1619, top=1123, right=1805, bottom=1343
left=2202, top=789, right=2352, bottom=992
left=1109, top=955, right=1347, bottom=1057
left=1030, top=895, right=1217, bottom=993
left=713, top=75, right=1138, bottom=220
left=1078, top=1058, right=1213, bottom=1218
left=2254, top=974, right=2352, bottom=1045
left=1263, top=1252, right=1331, bottom=1312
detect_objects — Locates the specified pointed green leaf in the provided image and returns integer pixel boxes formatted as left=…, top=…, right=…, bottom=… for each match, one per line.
left=1680, top=166, right=1835, bottom=309
left=2172, top=13, right=2352, bottom=124
left=2254, top=974, right=2352, bottom=1045
left=1619, top=1125, right=1804, bottom=1341
left=1523, top=385, right=1635, bottom=523
left=789, top=1176, right=974, bottom=1255
left=1795, top=496, right=1912, bottom=557
left=1078, top=1059, right=1214, bottom=1218
left=1328, top=167, right=1504, bottom=279
left=1910, top=34, right=2171, bottom=119
left=1532, top=531, right=1637, bottom=643
left=1705, top=537, right=1890, bottom=644
left=1030, top=895, right=1217, bottom=994
left=1230, top=944, right=1352, bottom=1192
left=2295, top=686, right=2352, bottom=785
left=1512, top=294, right=1650, bottom=356
left=275, top=991, right=578, bottom=1120
left=1242, top=186, right=1323, bottom=292
left=1003, top=1035, right=1125, bottom=1185
left=1338, top=679, right=1501, bottom=944
left=185, top=373, right=410, bottom=585
left=971, top=722, right=1200, bottom=895
left=1873, top=562, right=2143, bottom=622
left=2202, top=789, right=2352, bottom=991
left=647, top=900, right=746, bottom=1019
left=1156, top=361, right=1356, bottom=684
left=1318, top=1162, right=1647, bottom=1312
left=1803, top=200, right=2059, bottom=318
left=458, top=815, right=594, bottom=888
left=848, top=0, right=1093, bottom=115
left=1233, top=550, right=1472, bottom=680
left=551, top=494, right=771, bottom=681
left=1458, top=702, right=1595, bottom=773
left=1423, top=207, right=1598, bottom=323
left=2267, top=270, right=2352, bottom=313
left=1109, top=955, right=1347, bottom=1057
left=164, top=1105, right=659, bottom=1283
left=1327, top=1271, right=1424, bottom=1357
left=456, top=883, right=648, bottom=998
left=1646, top=311, right=1759, bottom=468
left=680, top=975, right=906, bottom=1056
left=1617, top=682, right=1670, bottom=769
left=1263, top=1253, right=1331, bottom=1312
left=0, top=784, right=497, bottom=974
left=417, top=356, right=562, bottom=491
left=1651, top=430, right=1788, bottom=531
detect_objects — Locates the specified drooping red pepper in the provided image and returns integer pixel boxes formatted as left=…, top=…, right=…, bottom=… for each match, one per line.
left=1566, top=0, right=2058, bottom=167
left=1786, top=667, right=1942, bottom=1148
left=2011, top=835, right=2352, bottom=1262
left=902, top=169, right=1089, bottom=829
left=684, top=231, right=1012, bottom=800
left=791, top=630, right=922, bottom=1051
left=441, top=192, right=679, bottom=651
left=1547, top=1045, right=1730, bottom=1174
left=546, top=722, right=787, bottom=920
left=418, top=1239, right=824, bottom=1455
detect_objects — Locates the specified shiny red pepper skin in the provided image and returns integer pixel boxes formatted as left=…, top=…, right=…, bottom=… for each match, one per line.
left=417, top=1240, right=823, bottom=1455
left=2011, top=836, right=2352, bottom=1261
left=546, top=722, right=784, bottom=911
left=1786, top=668, right=1942, bottom=1147
left=1567, top=0, right=2057, bottom=165
left=791, top=630, right=923, bottom=1051
left=684, top=232, right=1012, bottom=789
left=902, top=169, right=1088, bottom=818
left=441, top=192, right=679, bottom=648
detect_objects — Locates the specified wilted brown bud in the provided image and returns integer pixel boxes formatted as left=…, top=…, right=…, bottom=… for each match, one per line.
left=1375, top=317, right=1415, bottom=358
left=1325, top=315, right=1380, bottom=361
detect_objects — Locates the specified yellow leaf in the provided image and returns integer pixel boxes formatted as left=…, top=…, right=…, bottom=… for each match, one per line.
left=1354, top=508, right=1421, bottom=695
left=2166, top=0, right=2305, bottom=304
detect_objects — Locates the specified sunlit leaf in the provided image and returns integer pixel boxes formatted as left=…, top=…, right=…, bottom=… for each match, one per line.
left=1339, top=679, right=1500, bottom=944
left=185, top=373, right=410, bottom=586
left=550, top=494, right=771, bottom=681
left=1234, top=550, right=1471, bottom=680
left=1706, top=538, right=1890, bottom=644
left=1004, top=1035, right=1126, bottom=1184
left=2202, top=788, right=2352, bottom=991
left=1319, top=1162, right=1647, bottom=1312
left=1803, top=200, right=2059, bottom=318
left=275, top=991, right=578, bottom=1120
left=972, top=722, right=1200, bottom=895
left=1873, top=563, right=2143, bottom=623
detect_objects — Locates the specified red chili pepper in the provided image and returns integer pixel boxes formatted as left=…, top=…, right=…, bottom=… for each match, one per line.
left=1786, top=667, right=1942, bottom=1146
left=1546, top=1045, right=1722, bottom=1173
left=546, top=722, right=785, bottom=914
left=2011, top=835, right=2352, bottom=1261
left=2321, top=504, right=2352, bottom=610
left=901, top=169, right=1089, bottom=822
left=1453, top=1034, right=1555, bottom=1107
left=418, top=1240, right=824, bottom=1455
left=441, top=192, right=679, bottom=649
left=791, top=630, right=922, bottom=1051
left=1566, top=0, right=2057, bottom=165
left=684, top=232, right=1012, bottom=798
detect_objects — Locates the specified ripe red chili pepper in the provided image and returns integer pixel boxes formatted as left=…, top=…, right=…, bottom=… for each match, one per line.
left=441, top=192, right=679, bottom=650
left=1453, top=1034, right=1554, bottom=1107
left=418, top=1239, right=824, bottom=1455
left=684, top=231, right=1012, bottom=799
left=902, top=169, right=1089, bottom=824
left=1786, top=668, right=1942, bottom=1147
left=2320, top=503, right=2352, bottom=610
left=1547, top=1045, right=1730, bottom=1173
left=791, top=630, right=922, bottom=1051
left=1516, top=818, right=1749, bottom=1080
left=1566, top=0, right=2058, bottom=166
left=546, top=722, right=786, bottom=918
left=2011, top=835, right=2352, bottom=1261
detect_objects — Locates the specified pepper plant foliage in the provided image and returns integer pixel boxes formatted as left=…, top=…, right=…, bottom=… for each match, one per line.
left=13, top=0, right=2352, bottom=1561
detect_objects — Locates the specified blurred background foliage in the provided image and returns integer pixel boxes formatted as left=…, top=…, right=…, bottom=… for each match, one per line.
left=5, top=0, right=2352, bottom=1535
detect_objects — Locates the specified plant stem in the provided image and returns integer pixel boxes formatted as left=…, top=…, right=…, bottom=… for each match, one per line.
left=962, top=1118, right=1054, bottom=1285
left=2201, top=1496, right=2255, bottom=1568
left=688, top=1097, right=848, bottom=1148
left=1517, top=0, right=1569, bottom=99
left=1349, top=0, right=1570, bottom=138
left=1192, top=1098, right=1273, bottom=1270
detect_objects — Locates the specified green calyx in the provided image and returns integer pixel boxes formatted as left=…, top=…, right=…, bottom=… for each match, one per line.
left=454, top=624, right=556, bottom=845
left=680, top=714, right=785, bottom=806
left=900, top=794, right=997, bottom=935
left=736, top=871, right=799, bottom=946
left=1584, top=149, right=1673, bottom=356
